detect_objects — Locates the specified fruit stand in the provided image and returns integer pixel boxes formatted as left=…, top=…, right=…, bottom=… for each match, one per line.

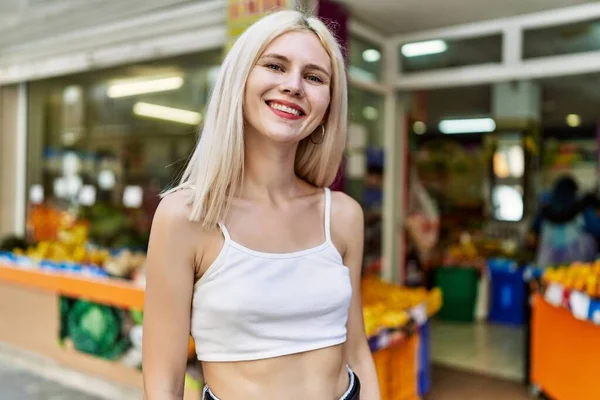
left=0, top=206, right=202, bottom=398
left=529, top=262, right=600, bottom=399
left=0, top=254, right=441, bottom=400
left=0, top=204, right=442, bottom=399
left=362, top=277, right=442, bottom=400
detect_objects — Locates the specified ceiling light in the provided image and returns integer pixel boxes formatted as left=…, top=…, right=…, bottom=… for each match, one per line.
left=566, top=114, right=581, bottom=127
left=78, top=185, right=97, bottom=206
left=123, top=186, right=143, bottom=209
left=413, top=121, right=427, bottom=135
left=401, top=40, right=448, bottom=58
left=29, top=185, right=44, bottom=205
left=133, top=102, right=202, bottom=125
left=98, top=170, right=116, bottom=190
left=107, top=76, right=184, bottom=98
left=63, top=85, right=82, bottom=104
left=363, top=106, right=379, bottom=120
left=438, top=118, right=496, bottom=134
left=362, top=49, right=381, bottom=63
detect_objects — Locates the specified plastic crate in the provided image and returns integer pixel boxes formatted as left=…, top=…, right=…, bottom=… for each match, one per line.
left=418, top=322, right=431, bottom=397
left=389, top=334, right=419, bottom=400
left=373, top=348, right=391, bottom=400
left=488, top=259, right=526, bottom=326
left=434, top=267, right=479, bottom=322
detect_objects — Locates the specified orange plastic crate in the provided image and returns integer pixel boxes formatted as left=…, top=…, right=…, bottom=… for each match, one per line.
left=373, top=334, right=420, bottom=400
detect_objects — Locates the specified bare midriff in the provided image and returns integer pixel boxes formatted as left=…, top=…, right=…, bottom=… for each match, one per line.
left=201, top=344, right=349, bottom=400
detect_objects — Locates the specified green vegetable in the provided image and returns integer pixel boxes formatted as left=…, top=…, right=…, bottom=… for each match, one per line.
left=130, top=309, right=144, bottom=325
left=67, top=300, right=129, bottom=360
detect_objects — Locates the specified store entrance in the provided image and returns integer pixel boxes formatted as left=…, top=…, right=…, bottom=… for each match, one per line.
left=408, top=73, right=600, bottom=392
left=406, top=84, right=531, bottom=384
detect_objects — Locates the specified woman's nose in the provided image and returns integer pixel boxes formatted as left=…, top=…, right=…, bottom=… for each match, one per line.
left=280, top=73, right=303, bottom=97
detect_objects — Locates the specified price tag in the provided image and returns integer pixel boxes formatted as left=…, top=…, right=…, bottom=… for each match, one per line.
left=544, top=283, right=564, bottom=307
left=410, top=303, right=428, bottom=326
left=570, top=291, right=591, bottom=321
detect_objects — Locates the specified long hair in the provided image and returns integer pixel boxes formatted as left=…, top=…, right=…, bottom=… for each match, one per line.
left=165, top=10, right=348, bottom=228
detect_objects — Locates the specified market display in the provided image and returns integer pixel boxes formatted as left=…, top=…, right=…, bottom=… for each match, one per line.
left=362, top=277, right=441, bottom=346
left=1, top=197, right=444, bottom=400
left=536, top=261, right=600, bottom=324
left=5, top=205, right=146, bottom=282
left=443, top=232, right=531, bottom=268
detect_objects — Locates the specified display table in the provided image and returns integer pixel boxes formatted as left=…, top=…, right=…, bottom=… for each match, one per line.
left=0, top=264, right=201, bottom=399
left=530, top=294, right=600, bottom=399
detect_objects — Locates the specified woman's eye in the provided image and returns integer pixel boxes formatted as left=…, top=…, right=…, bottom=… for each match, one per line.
left=306, top=75, right=323, bottom=83
left=267, top=64, right=283, bottom=71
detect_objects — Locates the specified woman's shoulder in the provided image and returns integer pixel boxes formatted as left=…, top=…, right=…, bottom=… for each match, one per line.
left=152, top=189, right=213, bottom=240
left=154, top=188, right=194, bottom=224
left=330, top=190, right=364, bottom=229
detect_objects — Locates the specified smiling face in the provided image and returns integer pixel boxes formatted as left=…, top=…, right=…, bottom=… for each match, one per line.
left=243, top=30, right=332, bottom=145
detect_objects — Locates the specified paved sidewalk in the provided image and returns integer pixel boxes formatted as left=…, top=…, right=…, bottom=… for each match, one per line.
left=0, top=343, right=142, bottom=400
left=0, top=360, right=102, bottom=400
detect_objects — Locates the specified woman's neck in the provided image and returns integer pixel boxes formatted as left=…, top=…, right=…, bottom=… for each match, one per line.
left=241, top=132, right=304, bottom=202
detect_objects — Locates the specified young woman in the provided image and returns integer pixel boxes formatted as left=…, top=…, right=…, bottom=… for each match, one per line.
left=142, top=10, right=380, bottom=400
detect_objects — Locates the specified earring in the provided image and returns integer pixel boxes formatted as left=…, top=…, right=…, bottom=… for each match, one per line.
left=310, top=124, right=325, bottom=144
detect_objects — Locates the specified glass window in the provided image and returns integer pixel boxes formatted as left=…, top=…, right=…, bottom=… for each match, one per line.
left=411, top=85, right=491, bottom=133
left=399, top=34, right=502, bottom=73
left=538, top=72, right=600, bottom=129
left=523, top=19, right=600, bottom=59
left=348, top=35, right=382, bottom=82
left=26, top=51, right=222, bottom=249
left=346, top=87, right=384, bottom=272
left=346, top=87, right=385, bottom=207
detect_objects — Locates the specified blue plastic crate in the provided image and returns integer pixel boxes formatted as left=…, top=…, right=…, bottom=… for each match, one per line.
left=488, top=259, right=526, bottom=326
left=418, top=322, right=431, bottom=396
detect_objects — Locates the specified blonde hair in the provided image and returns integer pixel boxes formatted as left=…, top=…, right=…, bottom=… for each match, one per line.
left=167, top=10, right=348, bottom=228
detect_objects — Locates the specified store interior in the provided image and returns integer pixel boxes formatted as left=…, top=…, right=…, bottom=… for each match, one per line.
left=1, top=3, right=600, bottom=400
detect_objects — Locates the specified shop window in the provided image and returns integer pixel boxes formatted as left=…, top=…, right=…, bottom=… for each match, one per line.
left=411, top=85, right=491, bottom=135
left=348, top=35, right=382, bottom=82
left=399, top=34, right=502, bottom=73
left=347, top=87, right=384, bottom=273
left=26, top=51, right=222, bottom=249
left=538, top=72, right=600, bottom=129
left=523, top=19, right=600, bottom=60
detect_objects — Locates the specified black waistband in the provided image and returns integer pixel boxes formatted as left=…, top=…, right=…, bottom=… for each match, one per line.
left=202, top=368, right=361, bottom=400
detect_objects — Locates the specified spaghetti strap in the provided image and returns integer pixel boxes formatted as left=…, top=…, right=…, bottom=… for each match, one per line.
left=324, top=188, right=332, bottom=242
left=217, top=222, right=231, bottom=242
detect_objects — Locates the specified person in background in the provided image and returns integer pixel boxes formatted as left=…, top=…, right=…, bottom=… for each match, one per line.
left=529, top=175, right=600, bottom=267
left=142, top=10, right=380, bottom=400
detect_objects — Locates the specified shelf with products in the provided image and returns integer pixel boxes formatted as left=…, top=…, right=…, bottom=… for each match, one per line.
left=2, top=200, right=441, bottom=399
left=526, top=260, right=600, bottom=399
left=530, top=294, right=600, bottom=400
left=0, top=258, right=439, bottom=400
left=528, top=261, right=600, bottom=324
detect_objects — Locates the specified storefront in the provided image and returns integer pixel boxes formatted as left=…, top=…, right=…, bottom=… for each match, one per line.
left=0, top=0, right=402, bottom=279
left=3, top=1, right=600, bottom=398
left=390, top=4, right=600, bottom=395
left=0, top=1, right=411, bottom=398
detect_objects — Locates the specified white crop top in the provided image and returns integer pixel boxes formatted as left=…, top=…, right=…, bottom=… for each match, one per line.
left=190, top=188, right=352, bottom=362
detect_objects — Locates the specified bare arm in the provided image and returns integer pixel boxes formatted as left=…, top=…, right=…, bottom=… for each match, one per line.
left=142, top=192, right=199, bottom=400
left=333, top=192, right=381, bottom=400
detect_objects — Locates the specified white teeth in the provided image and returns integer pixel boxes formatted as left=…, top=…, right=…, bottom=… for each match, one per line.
left=269, top=102, right=301, bottom=116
